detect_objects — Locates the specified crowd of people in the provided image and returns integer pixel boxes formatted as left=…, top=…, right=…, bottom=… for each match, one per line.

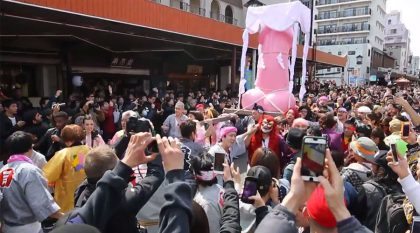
left=0, top=80, right=420, bottom=233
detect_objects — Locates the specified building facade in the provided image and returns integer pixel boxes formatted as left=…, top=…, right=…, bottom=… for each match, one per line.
left=410, top=56, right=420, bottom=76
left=0, top=0, right=346, bottom=101
left=384, top=10, right=411, bottom=73
left=157, top=0, right=244, bottom=26
left=314, top=0, right=387, bottom=85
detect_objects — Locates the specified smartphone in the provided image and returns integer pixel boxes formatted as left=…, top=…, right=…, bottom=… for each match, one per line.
left=390, top=143, right=398, bottom=163
left=148, top=140, right=159, bottom=153
left=214, top=153, right=225, bottom=174
left=412, top=216, right=420, bottom=233
left=401, top=122, right=410, bottom=137
left=301, top=136, right=327, bottom=182
left=241, top=177, right=258, bottom=204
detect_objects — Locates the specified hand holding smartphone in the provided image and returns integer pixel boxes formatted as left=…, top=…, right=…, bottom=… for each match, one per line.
left=401, top=122, right=410, bottom=137
left=390, top=143, right=399, bottom=164
left=214, top=153, right=225, bottom=174
left=241, top=177, right=258, bottom=204
left=301, top=136, right=327, bottom=182
left=148, top=140, right=159, bottom=153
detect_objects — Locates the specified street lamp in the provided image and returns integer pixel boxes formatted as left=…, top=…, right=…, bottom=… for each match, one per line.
left=385, top=68, right=392, bottom=85
left=356, top=55, right=363, bottom=65
left=347, top=67, right=354, bottom=85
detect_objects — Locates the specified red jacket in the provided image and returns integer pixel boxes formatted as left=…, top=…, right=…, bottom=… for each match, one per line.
left=103, top=106, right=116, bottom=135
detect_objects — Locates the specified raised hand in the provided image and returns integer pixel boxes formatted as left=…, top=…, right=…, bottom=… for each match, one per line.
left=51, top=135, right=61, bottom=142
left=318, top=149, right=350, bottom=222
left=121, top=132, right=156, bottom=168
left=156, top=134, right=184, bottom=172
left=249, top=191, right=265, bottom=208
left=230, top=163, right=241, bottom=185
left=386, top=150, right=410, bottom=179
left=281, top=156, right=316, bottom=214
left=223, top=162, right=233, bottom=182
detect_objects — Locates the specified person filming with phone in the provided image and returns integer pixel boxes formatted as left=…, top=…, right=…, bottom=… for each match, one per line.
left=255, top=148, right=372, bottom=233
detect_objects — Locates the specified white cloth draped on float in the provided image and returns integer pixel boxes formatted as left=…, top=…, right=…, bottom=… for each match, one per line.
left=239, top=1, right=311, bottom=108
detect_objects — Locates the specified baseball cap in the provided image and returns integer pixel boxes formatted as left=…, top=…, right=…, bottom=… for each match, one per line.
left=247, top=166, right=272, bottom=195
left=349, top=137, right=379, bottom=163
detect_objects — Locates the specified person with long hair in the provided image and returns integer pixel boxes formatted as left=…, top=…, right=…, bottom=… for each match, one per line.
left=43, top=124, right=90, bottom=212
left=250, top=148, right=280, bottom=179
left=248, top=115, right=282, bottom=164
left=298, top=105, right=314, bottom=122
left=82, top=115, right=105, bottom=149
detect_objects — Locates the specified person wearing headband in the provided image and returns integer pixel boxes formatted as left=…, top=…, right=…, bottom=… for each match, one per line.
left=207, top=126, right=238, bottom=165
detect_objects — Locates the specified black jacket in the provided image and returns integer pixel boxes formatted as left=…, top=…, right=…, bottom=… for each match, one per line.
left=255, top=203, right=373, bottom=233
left=220, top=181, right=241, bottom=233
left=158, top=174, right=241, bottom=233
left=34, top=127, right=65, bottom=160
left=23, top=123, right=48, bottom=143
left=63, top=156, right=164, bottom=233
left=0, top=113, right=24, bottom=155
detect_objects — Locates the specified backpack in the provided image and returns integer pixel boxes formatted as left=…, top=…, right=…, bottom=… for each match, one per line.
left=341, top=167, right=371, bottom=193
left=356, top=180, right=387, bottom=231
left=375, top=194, right=410, bottom=233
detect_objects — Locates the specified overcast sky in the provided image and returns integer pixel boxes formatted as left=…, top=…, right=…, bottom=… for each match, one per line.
left=387, top=0, right=420, bottom=56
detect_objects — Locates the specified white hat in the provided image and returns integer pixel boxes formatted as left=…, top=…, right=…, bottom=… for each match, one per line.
left=357, top=106, right=372, bottom=114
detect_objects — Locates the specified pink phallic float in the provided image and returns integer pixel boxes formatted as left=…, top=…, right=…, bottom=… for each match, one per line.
left=239, top=1, right=311, bottom=113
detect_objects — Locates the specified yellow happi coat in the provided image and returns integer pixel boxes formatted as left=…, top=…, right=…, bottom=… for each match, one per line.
left=43, top=145, right=90, bottom=212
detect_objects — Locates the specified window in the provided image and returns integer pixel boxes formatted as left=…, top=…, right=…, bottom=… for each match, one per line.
left=348, top=51, right=356, bottom=55
left=368, top=49, right=370, bottom=57
left=391, top=29, right=397, bottom=34
left=366, top=67, right=370, bottom=74
left=327, top=68, right=331, bottom=72
left=343, top=38, right=352, bottom=44
left=338, top=51, right=342, bottom=55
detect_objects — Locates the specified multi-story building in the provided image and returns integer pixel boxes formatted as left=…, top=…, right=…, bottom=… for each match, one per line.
left=314, top=0, right=387, bottom=85
left=384, top=11, right=411, bottom=73
left=257, top=0, right=318, bottom=46
left=0, top=0, right=345, bottom=99
left=410, top=56, right=420, bottom=76
left=163, top=0, right=244, bottom=26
